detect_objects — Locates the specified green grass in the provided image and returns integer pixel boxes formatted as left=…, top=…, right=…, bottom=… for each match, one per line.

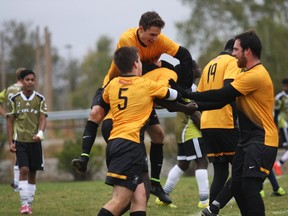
left=1, top=175, right=288, bottom=216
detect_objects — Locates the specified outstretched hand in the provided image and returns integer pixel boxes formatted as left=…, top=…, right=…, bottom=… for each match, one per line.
left=169, top=79, right=189, bottom=98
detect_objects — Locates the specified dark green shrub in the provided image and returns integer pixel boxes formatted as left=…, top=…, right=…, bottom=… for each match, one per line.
left=56, top=135, right=105, bottom=181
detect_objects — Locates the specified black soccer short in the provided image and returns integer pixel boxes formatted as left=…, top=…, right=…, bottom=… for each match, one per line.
left=177, top=137, right=206, bottom=161
left=148, top=108, right=160, bottom=126
left=232, top=143, right=277, bottom=181
left=201, top=128, right=239, bottom=163
left=91, top=87, right=104, bottom=107
left=15, top=141, right=44, bottom=171
left=105, top=138, right=148, bottom=191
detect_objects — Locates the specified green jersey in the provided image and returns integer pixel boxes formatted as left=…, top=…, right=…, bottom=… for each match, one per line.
left=275, top=90, right=288, bottom=128
left=7, top=91, right=47, bottom=142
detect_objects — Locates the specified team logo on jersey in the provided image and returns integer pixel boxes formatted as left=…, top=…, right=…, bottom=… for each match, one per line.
left=26, top=102, right=30, bottom=106
left=17, top=102, right=21, bottom=107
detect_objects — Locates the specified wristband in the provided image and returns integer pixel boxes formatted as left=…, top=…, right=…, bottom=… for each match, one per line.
left=37, top=130, right=44, bottom=140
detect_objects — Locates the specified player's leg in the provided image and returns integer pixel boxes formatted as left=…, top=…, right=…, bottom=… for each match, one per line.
left=72, top=88, right=107, bottom=173
left=130, top=182, right=147, bottom=215
left=267, top=169, right=285, bottom=196
left=146, top=110, right=171, bottom=204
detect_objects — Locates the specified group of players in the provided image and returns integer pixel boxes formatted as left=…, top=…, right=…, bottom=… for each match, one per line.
left=69, top=11, right=284, bottom=216
left=1, top=10, right=287, bottom=216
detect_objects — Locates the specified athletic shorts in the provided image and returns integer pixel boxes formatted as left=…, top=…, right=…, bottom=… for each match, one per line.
left=177, top=137, right=206, bottom=161
left=232, top=143, right=277, bottom=180
left=91, top=87, right=104, bottom=107
left=105, top=138, right=148, bottom=191
left=15, top=141, right=44, bottom=171
left=201, top=128, right=239, bottom=163
left=148, top=109, right=160, bottom=126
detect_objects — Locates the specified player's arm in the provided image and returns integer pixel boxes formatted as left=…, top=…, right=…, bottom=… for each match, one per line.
left=0, top=89, right=6, bottom=117
left=33, top=113, right=47, bottom=141
left=6, top=114, right=15, bottom=152
left=173, top=46, right=197, bottom=89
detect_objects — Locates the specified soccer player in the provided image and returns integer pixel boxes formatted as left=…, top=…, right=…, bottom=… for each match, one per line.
left=170, top=30, right=278, bottom=216
left=72, top=11, right=197, bottom=203
left=97, top=46, right=193, bottom=216
left=0, top=67, right=25, bottom=192
left=273, top=78, right=288, bottom=176
left=6, top=69, right=47, bottom=214
left=194, top=39, right=241, bottom=216
left=156, top=65, right=209, bottom=208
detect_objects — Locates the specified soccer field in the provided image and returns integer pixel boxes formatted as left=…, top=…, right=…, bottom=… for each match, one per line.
left=0, top=175, right=287, bottom=215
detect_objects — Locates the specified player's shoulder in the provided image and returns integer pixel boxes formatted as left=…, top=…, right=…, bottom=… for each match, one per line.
left=35, top=91, right=46, bottom=101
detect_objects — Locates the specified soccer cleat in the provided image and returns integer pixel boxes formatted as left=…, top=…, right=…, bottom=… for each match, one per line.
left=151, top=182, right=172, bottom=204
left=271, top=187, right=285, bottom=196
left=273, top=162, right=282, bottom=176
left=155, top=198, right=177, bottom=208
left=71, top=156, right=88, bottom=174
left=260, top=189, right=265, bottom=198
left=20, top=204, right=30, bottom=214
left=198, top=199, right=209, bottom=208
left=201, top=207, right=218, bottom=216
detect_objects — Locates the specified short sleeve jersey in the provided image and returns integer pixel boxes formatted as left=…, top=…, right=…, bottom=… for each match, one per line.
left=197, top=53, right=241, bottom=129
left=102, top=76, right=168, bottom=143
left=5, top=83, right=22, bottom=106
left=103, top=28, right=179, bottom=86
left=231, top=64, right=278, bottom=147
left=7, top=91, right=48, bottom=142
left=274, top=90, right=288, bottom=127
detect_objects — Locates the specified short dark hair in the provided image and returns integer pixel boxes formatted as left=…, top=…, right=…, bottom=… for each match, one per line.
left=114, top=47, right=139, bottom=74
left=234, top=30, right=262, bottom=59
left=282, top=78, right=288, bottom=85
left=16, top=67, right=26, bottom=80
left=20, top=69, right=35, bottom=79
left=139, top=11, right=165, bottom=30
left=224, top=38, right=235, bottom=53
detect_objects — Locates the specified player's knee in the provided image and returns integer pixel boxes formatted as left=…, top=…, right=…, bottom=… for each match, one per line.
left=147, top=124, right=165, bottom=143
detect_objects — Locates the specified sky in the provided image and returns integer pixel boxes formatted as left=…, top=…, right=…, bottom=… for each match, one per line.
left=0, top=0, right=190, bottom=61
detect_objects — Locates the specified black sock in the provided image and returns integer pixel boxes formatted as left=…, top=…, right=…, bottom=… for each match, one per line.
left=130, top=211, right=146, bottom=216
left=97, top=208, right=113, bottom=216
left=82, top=120, right=98, bottom=155
left=150, top=142, right=163, bottom=181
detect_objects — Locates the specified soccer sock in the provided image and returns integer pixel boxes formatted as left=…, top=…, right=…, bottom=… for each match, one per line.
left=19, top=180, right=29, bottom=206
left=150, top=142, right=163, bottom=182
left=130, top=211, right=146, bottom=216
left=280, top=150, right=288, bottom=164
left=14, top=165, right=19, bottom=187
left=267, top=170, right=279, bottom=191
left=81, top=121, right=99, bottom=158
left=27, top=183, right=36, bottom=207
left=195, top=169, right=209, bottom=201
left=210, top=178, right=233, bottom=214
left=163, top=165, right=183, bottom=194
left=97, top=208, right=114, bottom=216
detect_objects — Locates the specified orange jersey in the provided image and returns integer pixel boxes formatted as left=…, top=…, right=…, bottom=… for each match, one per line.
left=102, top=76, right=168, bottom=143
left=103, top=28, right=179, bottom=86
left=198, top=53, right=241, bottom=129
left=231, top=64, right=278, bottom=147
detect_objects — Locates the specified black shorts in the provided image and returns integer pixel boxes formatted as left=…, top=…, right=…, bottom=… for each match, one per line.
left=15, top=141, right=44, bottom=171
left=148, top=109, right=160, bottom=126
left=91, top=88, right=104, bottom=107
left=201, top=128, right=239, bottom=163
left=232, top=143, right=277, bottom=181
left=177, top=137, right=206, bottom=161
left=105, top=138, right=148, bottom=191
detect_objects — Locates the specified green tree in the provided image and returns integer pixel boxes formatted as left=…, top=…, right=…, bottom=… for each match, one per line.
left=71, top=36, right=113, bottom=108
left=177, top=0, right=288, bottom=91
